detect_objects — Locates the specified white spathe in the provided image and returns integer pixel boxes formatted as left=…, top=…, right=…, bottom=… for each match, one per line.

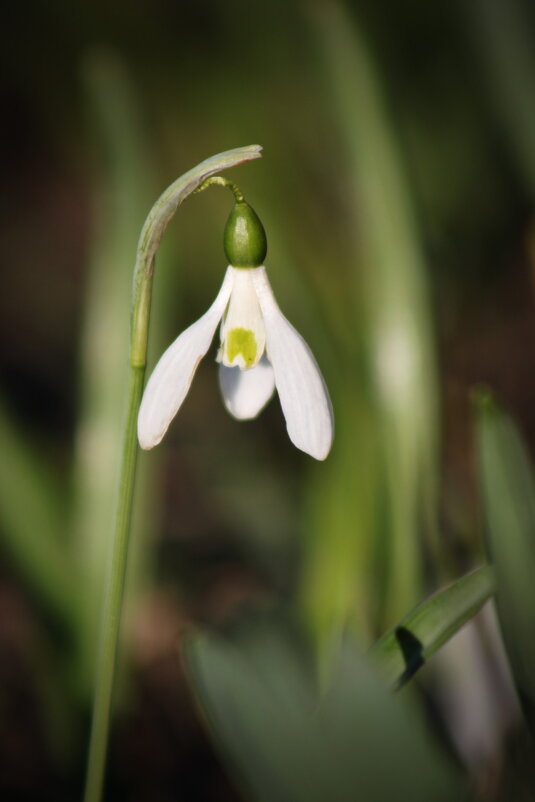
left=137, top=266, right=333, bottom=460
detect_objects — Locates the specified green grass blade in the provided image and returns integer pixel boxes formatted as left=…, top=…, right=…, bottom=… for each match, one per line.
left=475, top=392, right=535, bottom=731
left=371, top=565, right=495, bottom=690
left=184, top=616, right=461, bottom=802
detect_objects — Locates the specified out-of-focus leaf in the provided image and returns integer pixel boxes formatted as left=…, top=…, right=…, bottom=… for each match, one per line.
left=306, top=1, right=440, bottom=631
left=0, top=402, right=76, bottom=629
left=371, top=565, right=495, bottom=689
left=184, top=615, right=461, bottom=802
left=75, top=53, right=155, bottom=593
left=74, top=52, right=161, bottom=696
left=300, top=386, right=381, bottom=647
left=476, top=392, right=535, bottom=732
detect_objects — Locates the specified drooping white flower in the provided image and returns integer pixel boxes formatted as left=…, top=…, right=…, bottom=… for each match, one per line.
left=137, top=183, right=333, bottom=460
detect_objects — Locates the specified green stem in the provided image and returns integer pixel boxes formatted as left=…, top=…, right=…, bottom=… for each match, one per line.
left=83, top=367, right=143, bottom=802
left=74, top=52, right=156, bottom=701
left=82, top=144, right=262, bottom=802
left=194, top=175, right=245, bottom=202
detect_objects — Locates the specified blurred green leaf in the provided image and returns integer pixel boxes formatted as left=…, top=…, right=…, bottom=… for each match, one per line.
left=74, top=51, right=160, bottom=696
left=307, top=1, right=440, bottom=631
left=0, top=402, right=77, bottom=629
left=371, top=565, right=494, bottom=690
left=300, top=386, right=381, bottom=646
left=75, top=51, right=155, bottom=600
left=476, top=392, right=535, bottom=732
left=184, top=615, right=461, bottom=802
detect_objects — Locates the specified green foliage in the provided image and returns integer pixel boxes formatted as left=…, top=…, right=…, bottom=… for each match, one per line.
left=476, top=392, right=535, bottom=733
left=371, top=565, right=495, bottom=689
left=300, top=1, right=440, bottom=649
left=0, top=402, right=77, bottom=630
left=185, top=614, right=461, bottom=802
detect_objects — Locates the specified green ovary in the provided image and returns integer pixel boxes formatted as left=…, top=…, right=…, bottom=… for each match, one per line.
left=226, top=328, right=258, bottom=367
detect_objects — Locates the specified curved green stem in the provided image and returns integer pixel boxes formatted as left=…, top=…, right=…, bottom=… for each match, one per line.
left=82, top=144, right=262, bottom=802
left=194, top=175, right=245, bottom=202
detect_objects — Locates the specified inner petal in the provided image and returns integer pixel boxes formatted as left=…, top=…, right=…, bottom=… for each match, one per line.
left=225, top=327, right=258, bottom=367
left=219, top=267, right=265, bottom=370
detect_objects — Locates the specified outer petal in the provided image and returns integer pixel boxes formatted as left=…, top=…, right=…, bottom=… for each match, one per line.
left=251, top=267, right=334, bottom=460
left=138, top=268, right=234, bottom=449
left=218, top=356, right=276, bottom=420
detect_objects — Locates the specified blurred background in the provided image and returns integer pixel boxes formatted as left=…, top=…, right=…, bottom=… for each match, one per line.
left=2, top=0, right=535, bottom=799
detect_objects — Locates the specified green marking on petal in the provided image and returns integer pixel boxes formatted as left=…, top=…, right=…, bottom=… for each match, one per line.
left=226, top=328, right=258, bottom=367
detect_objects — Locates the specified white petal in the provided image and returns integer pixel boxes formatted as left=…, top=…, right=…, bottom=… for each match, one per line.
left=138, top=268, right=234, bottom=449
left=251, top=267, right=334, bottom=460
left=219, top=267, right=266, bottom=369
left=218, top=356, right=276, bottom=420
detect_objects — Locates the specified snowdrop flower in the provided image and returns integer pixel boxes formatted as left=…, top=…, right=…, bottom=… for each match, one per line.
left=137, top=180, right=333, bottom=460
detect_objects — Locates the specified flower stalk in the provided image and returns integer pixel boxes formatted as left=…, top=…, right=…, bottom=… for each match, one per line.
left=82, top=145, right=262, bottom=802
left=194, top=174, right=245, bottom=202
